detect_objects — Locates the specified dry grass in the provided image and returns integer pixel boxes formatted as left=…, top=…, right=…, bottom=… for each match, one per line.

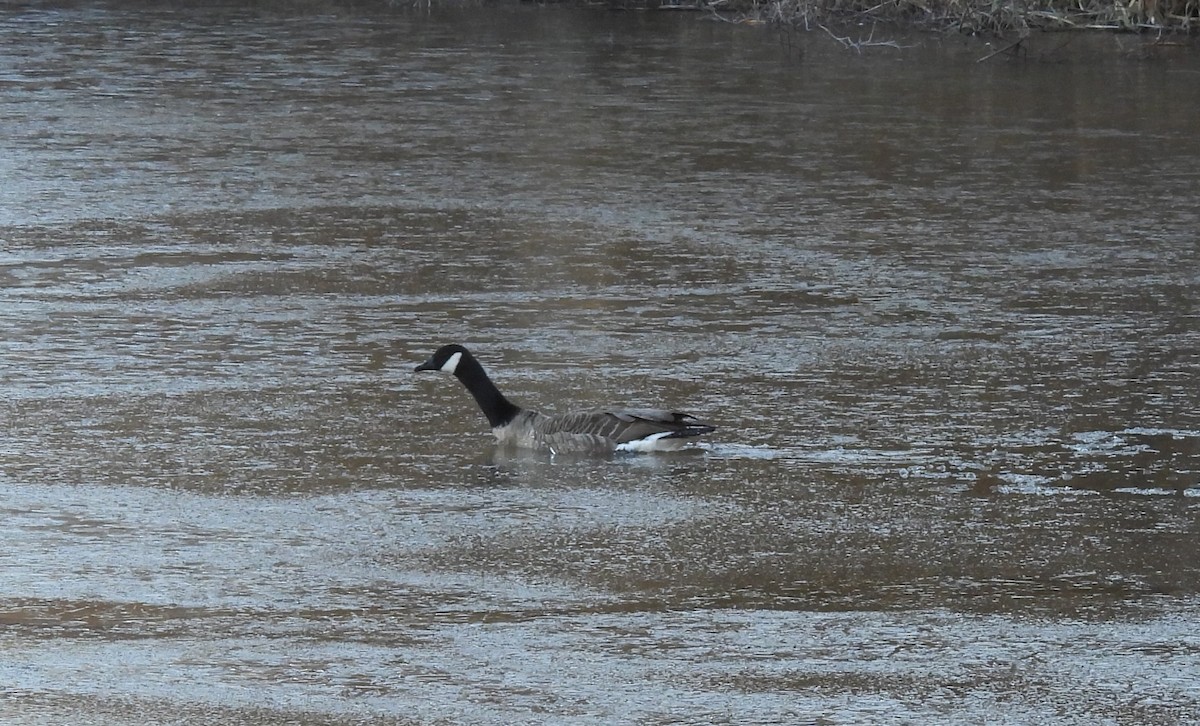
left=709, top=0, right=1200, bottom=33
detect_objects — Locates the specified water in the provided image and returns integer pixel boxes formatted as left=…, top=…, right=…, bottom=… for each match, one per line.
left=2, top=3, right=1199, bottom=723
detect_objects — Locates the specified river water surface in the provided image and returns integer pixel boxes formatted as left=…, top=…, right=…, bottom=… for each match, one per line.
left=2, top=3, right=1200, bottom=724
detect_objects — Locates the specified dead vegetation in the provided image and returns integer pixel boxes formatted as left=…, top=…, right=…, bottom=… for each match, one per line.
left=674, top=0, right=1200, bottom=34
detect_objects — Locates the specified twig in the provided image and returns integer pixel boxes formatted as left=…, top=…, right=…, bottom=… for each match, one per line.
left=976, top=36, right=1025, bottom=62
left=817, top=23, right=909, bottom=52
left=817, top=23, right=855, bottom=48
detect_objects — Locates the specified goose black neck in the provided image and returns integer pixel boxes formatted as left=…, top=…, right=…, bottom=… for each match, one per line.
left=454, top=352, right=521, bottom=428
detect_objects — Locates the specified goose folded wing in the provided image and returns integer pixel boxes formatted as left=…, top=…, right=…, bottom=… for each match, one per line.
left=609, top=409, right=706, bottom=425
left=537, top=409, right=712, bottom=444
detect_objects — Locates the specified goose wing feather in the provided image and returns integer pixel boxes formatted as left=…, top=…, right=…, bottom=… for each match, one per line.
left=606, top=409, right=707, bottom=426
left=536, top=409, right=715, bottom=445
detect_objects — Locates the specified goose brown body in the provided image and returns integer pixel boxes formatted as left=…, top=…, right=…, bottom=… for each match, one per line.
left=415, top=345, right=715, bottom=454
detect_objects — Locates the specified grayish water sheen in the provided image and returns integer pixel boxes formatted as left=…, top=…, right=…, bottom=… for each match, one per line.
left=3, top=3, right=1200, bottom=723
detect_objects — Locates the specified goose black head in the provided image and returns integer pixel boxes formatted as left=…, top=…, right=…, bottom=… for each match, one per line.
left=415, top=344, right=472, bottom=375
left=414, top=344, right=520, bottom=429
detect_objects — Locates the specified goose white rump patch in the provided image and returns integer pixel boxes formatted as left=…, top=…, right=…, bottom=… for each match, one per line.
left=616, top=432, right=686, bottom=453
left=440, top=351, right=463, bottom=374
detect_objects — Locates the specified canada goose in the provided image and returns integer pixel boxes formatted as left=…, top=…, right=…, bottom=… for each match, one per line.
left=414, top=344, right=715, bottom=454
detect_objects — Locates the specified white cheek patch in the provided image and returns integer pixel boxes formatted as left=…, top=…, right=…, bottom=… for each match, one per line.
left=440, top=351, right=463, bottom=374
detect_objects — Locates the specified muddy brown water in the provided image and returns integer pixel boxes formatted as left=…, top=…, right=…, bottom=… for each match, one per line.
left=2, top=3, right=1200, bottom=724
